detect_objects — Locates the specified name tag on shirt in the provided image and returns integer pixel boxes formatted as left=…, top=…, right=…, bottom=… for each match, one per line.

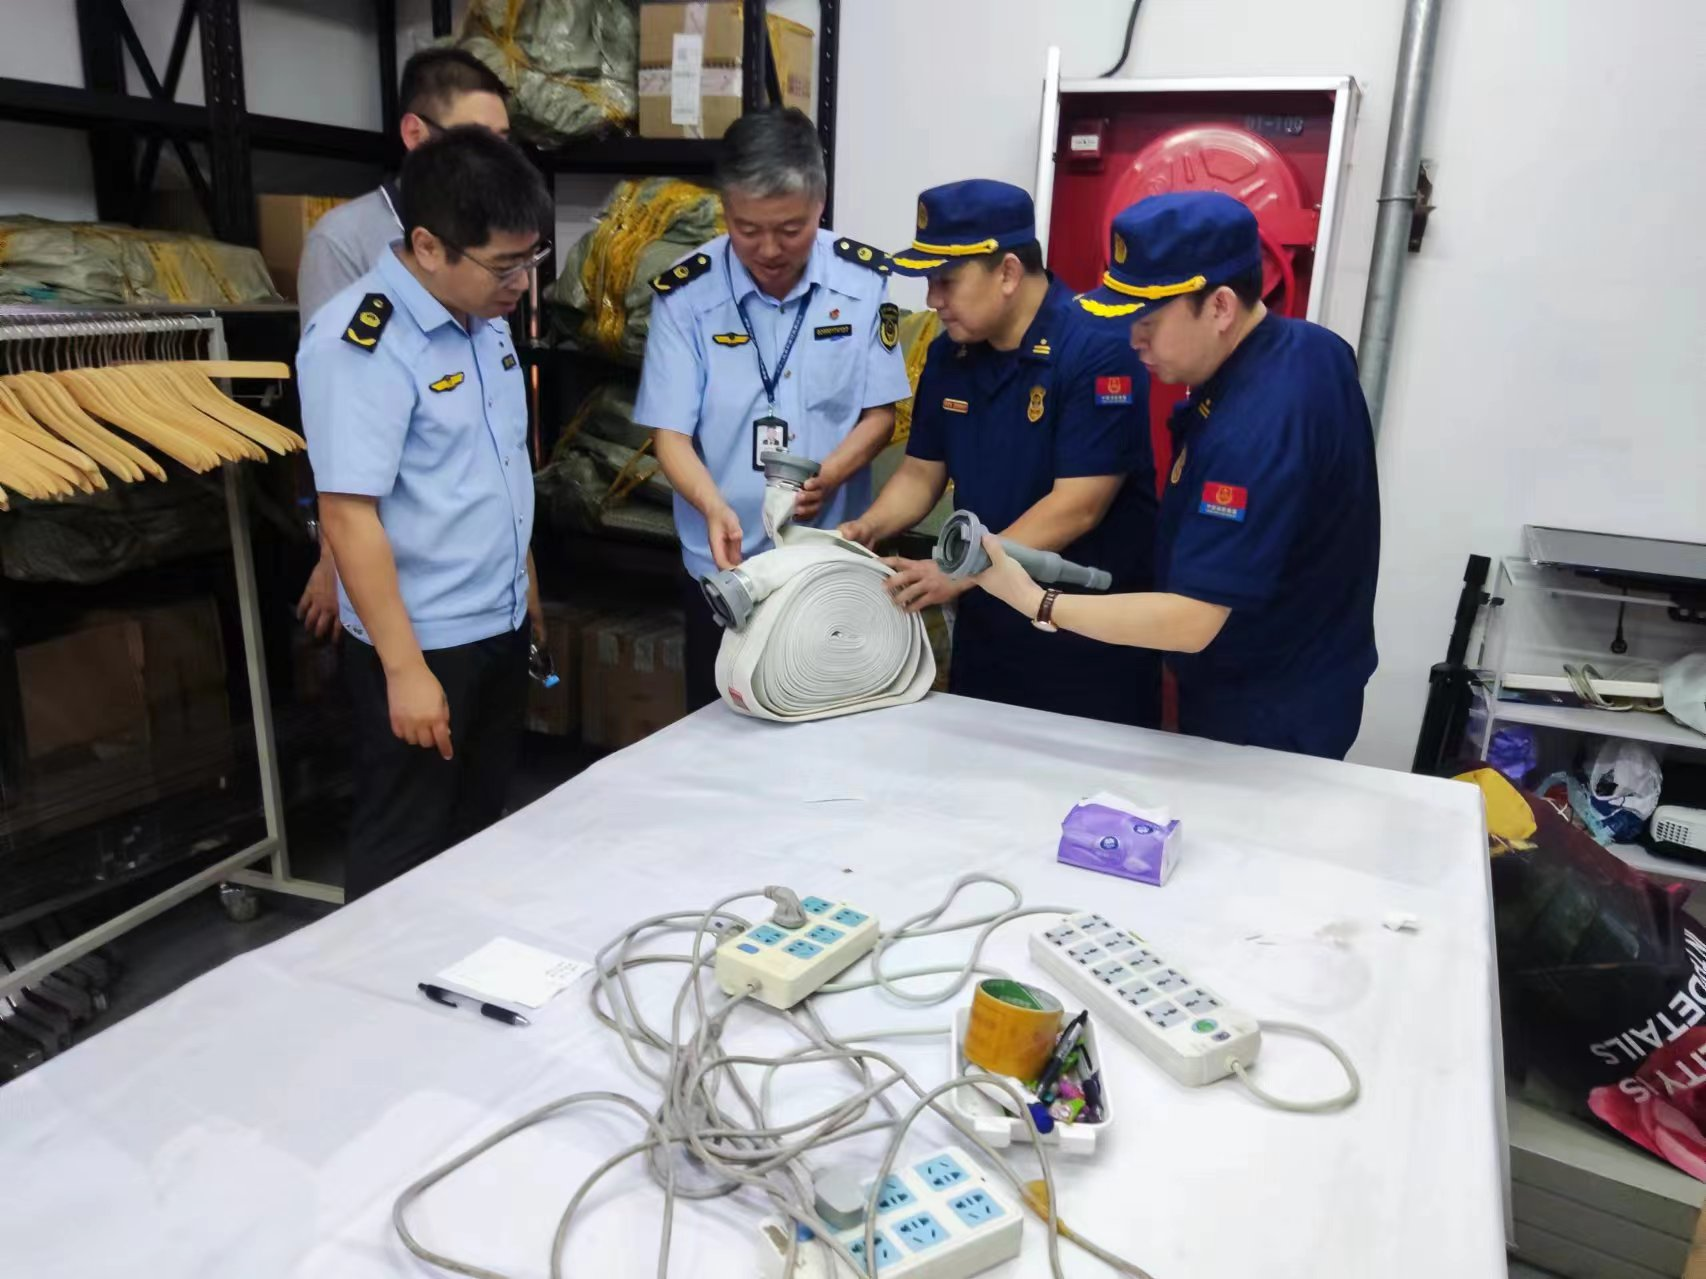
left=1095, top=376, right=1134, bottom=405
left=1199, top=481, right=1248, bottom=522
left=814, top=324, right=853, bottom=341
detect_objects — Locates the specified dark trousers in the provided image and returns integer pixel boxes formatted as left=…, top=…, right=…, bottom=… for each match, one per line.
left=950, top=594, right=1162, bottom=729
left=681, top=573, right=723, bottom=713
left=342, top=624, right=530, bottom=900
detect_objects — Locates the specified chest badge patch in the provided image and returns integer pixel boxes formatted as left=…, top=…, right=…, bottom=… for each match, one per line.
left=943, top=397, right=969, bottom=414
left=1026, top=385, right=1046, bottom=423
left=814, top=323, right=853, bottom=341
left=1170, top=444, right=1188, bottom=486
left=1199, top=481, right=1247, bottom=522
left=502, top=353, right=517, bottom=370
left=1032, top=338, right=1052, bottom=357
left=1095, top=375, right=1134, bottom=406
left=712, top=332, right=751, bottom=347
left=429, top=372, right=465, bottom=393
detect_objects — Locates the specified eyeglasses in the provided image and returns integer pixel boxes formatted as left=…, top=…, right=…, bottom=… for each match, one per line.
left=445, top=240, right=553, bottom=285
left=413, top=111, right=447, bottom=136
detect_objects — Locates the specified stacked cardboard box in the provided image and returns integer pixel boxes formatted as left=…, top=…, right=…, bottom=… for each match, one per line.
left=579, top=609, right=687, bottom=751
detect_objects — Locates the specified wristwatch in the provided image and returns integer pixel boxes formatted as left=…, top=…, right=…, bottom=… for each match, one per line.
left=1032, top=588, right=1061, bottom=633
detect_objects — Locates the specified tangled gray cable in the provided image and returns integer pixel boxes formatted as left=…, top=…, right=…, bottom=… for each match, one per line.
left=391, top=874, right=1157, bottom=1279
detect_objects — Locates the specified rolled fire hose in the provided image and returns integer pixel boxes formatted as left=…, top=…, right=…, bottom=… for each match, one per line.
left=933, top=509, right=1113, bottom=590
left=701, top=452, right=936, bottom=722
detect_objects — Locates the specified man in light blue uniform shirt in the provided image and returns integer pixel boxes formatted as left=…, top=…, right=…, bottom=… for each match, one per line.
left=298, top=127, right=552, bottom=899
left=635, top=107, right=911, bottom=709
left=294, top=47, right=511, bottom=642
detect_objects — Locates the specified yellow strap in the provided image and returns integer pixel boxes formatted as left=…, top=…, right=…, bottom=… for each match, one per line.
left=891, top=255, right=948, bottom=271
left=909, top=238, right=999, bottom=257
left=1099, top=272, right=1207, bottom=300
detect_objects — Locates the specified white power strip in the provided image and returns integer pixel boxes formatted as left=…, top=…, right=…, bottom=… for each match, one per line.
left=756, top=1146, right=1023, bottom=1279
left=715, top=895, right=879, bottom=1009
left=1029, top=911, right=1260, bottom=1087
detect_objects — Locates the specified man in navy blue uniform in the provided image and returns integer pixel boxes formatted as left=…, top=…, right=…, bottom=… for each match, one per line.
left=839, top=180, right=1160, bottom=727
left=974, top=191, right=1380, bottom=759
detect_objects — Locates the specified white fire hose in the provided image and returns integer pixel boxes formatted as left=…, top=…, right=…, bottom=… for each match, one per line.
left=701, top=453, right=936, bottom=722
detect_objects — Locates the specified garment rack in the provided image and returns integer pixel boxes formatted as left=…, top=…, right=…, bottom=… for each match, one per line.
left=0, top=307, right=341, bottom=1004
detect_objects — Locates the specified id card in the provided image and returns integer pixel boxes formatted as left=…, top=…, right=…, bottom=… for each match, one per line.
left=752, top=415, right=789, bottom=470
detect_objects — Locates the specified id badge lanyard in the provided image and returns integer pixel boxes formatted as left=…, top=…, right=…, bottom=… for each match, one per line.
left=729, top=244, right=815, bottom=469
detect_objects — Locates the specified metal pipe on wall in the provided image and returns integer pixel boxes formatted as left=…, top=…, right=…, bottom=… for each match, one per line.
left=1357, top=0, right=1443, bottom=435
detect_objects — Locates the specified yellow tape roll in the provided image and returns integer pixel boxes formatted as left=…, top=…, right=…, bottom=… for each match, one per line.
left=963, top=978, right=1063, bottom=1081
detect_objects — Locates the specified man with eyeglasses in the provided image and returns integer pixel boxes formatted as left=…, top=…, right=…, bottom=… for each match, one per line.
left=295, top=47, right=510, bottom=641
left=298, top=127, right=552, bottom=899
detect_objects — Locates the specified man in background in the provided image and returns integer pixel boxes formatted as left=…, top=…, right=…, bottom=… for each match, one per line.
left=634, top=108, right=911, bottom=710
left=295, top=47, right=511, bottom=640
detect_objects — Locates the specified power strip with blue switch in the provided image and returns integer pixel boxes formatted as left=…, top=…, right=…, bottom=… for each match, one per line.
left=756, top=1146, right=1022, bottom=1278
left=715, top=894, right=879, bottom=1009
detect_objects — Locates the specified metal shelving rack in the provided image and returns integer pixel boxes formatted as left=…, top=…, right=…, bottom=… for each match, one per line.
left=0, top=308, right=341, bottom=1004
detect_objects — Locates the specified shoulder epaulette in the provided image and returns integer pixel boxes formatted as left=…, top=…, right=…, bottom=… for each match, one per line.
left=341, top=292, right=392, bottom=352
left=651, top=253, right=714, bottom=297
left=832, top=238, right=892, bottom=275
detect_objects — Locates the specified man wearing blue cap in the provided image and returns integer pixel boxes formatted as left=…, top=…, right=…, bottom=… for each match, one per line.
left=973, top=191, right=1380, bottom=759
left=839, top=179, right=1159, bottom=727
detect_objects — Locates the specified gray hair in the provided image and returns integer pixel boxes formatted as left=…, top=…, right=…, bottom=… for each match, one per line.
left=715, top=107, right=827, bottom=203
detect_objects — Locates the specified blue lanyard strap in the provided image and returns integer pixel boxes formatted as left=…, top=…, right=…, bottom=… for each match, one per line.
left=727, top=244, right=815, bottom=409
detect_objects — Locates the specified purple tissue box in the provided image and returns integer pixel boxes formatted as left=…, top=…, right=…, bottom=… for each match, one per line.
left=1058, top=793, right=1181, bottom=886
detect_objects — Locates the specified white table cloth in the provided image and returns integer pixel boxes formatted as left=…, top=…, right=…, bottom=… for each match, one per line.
left=0, top=695, right=1504, bottom=1278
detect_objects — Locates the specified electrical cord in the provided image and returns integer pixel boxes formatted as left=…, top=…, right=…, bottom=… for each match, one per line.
left=393, top=877, right=1162, bottom=1279
left=867, top=873, right=1077, bottom=1004
left=1231, top=1021, right=1362, bottom=1114
left=1099, top=0, right=1146, bottom=77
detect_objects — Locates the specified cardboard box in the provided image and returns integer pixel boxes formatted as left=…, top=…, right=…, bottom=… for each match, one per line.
left=525, top=601, right=601, bottom=737
left=765, top=13, right=815, bottom=116
left=579, top=610, right=686, bottom=751
left=18, top=621, right=150, bottom=762
left=638, top=1, right=746, bottom=139
left=21, top=600, right=232, bottom=766
left=257, top=194, right=348, bottom=301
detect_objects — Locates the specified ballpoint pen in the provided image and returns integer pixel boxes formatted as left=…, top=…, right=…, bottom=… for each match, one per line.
left=417, top=982, right=530, bottom=1027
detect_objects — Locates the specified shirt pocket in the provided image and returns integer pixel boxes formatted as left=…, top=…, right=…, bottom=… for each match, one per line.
left=804, top=321, right=863, bottom=425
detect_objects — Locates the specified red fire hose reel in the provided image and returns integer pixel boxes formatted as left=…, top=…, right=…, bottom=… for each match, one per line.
left=1100, top=124, right=1319, bottom=318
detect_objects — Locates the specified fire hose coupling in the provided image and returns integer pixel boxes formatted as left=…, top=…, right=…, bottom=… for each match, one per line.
left=702, top=567, right=758, bottom=631
left=760, top=449, right=822, bottom=490
left=933, top=509, right=1114, bottom=591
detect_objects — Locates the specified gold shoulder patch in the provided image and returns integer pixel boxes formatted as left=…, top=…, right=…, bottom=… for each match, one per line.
left=834, top=238, right=892, bottom=275
left=429, top=372, right=465, bottom=393
left=341, top=291, right=392, bottom=352
left=878, top=303, right=899, bottom=351
left=650, top=253, right=713, bottom=296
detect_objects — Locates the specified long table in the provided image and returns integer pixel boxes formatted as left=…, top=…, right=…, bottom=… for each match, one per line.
left=0, top=695, right=1506, bottom=1278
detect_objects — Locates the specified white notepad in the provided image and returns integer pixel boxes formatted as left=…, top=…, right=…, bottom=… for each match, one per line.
left=434, top=938, right=591, bottom=1010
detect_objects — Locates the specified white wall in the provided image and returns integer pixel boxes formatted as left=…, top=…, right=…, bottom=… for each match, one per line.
left=833, top=0, right=1706, bottom=770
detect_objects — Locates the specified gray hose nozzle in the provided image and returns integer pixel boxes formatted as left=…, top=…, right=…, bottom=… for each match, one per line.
left=933, top=509, right=1112, bottom=591
left=761, top=450, right=822, bottom=489
left=701, top=567, right=757, bottom=630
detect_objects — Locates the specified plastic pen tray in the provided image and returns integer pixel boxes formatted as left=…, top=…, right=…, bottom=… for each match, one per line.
left=944, top=1005, right=1111, bottom=1156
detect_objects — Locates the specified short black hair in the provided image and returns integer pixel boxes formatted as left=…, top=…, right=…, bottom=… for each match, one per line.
left=962, top=241, right=1046, bottom=276
left=398, top=126, right=552, bottom=255
left=1186, top=267, right=1265, bottom=313
left=716, top=107, right=827, bottom=202
left=399, top=47, right=507, bottom=120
